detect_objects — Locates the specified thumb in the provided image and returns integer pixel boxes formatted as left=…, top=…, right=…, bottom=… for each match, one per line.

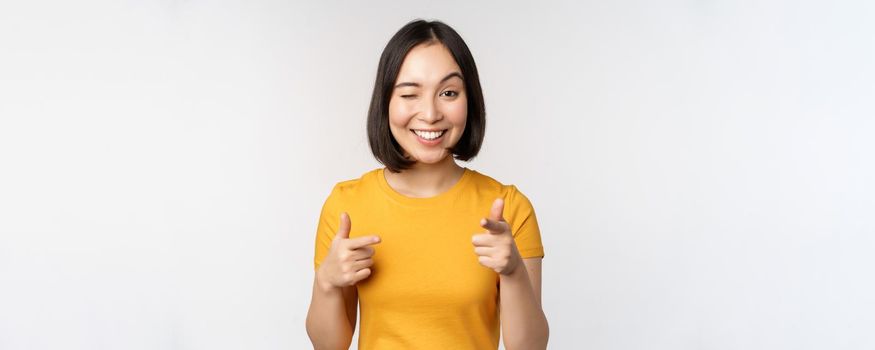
left=336, top=212, right=351, bottom=239
left=489, top=198, right=505, bottom=222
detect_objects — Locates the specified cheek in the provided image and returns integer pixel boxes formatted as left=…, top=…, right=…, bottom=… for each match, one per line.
left=446, top=100, right=468, bottom=126
left=388, top=99, right=413, bottom=127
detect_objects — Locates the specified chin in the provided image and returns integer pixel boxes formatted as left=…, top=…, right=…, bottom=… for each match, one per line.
left=412, top=152, right=449, bottom=164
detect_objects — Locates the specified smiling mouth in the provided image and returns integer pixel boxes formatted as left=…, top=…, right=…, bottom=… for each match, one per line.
left=410, top=129, right=447, bottom=141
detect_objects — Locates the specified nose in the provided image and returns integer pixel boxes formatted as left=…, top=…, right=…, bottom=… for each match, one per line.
left=419, top=97, right=443, bottom=123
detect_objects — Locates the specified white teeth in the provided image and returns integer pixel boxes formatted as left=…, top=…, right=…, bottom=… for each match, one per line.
left=413, top=130, right=445, bottom=140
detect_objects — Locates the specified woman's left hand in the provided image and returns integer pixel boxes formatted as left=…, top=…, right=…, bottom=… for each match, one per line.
left=472, top=198, right=522, bottom=275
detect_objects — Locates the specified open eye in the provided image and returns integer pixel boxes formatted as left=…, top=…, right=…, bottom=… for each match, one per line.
left=440, top=90, right=458, bottom=97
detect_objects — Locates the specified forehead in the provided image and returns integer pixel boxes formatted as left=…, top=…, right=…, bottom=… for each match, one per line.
left=395, top=42, right=462, bottom=84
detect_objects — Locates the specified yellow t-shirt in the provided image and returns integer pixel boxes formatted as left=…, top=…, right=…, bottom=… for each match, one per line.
left=313, top=167, right=545, bottom=350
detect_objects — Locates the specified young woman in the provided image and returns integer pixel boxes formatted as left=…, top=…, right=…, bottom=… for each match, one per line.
left=305, top=19, right=548, bottom=350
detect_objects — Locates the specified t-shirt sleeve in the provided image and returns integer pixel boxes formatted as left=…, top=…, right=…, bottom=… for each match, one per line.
left=314, top=184, right=341, bottom=271
left=506, top=185, right=545, bottom=259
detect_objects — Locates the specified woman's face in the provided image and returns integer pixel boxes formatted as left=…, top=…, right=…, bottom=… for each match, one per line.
left=388, top=42, right=467, bottom=165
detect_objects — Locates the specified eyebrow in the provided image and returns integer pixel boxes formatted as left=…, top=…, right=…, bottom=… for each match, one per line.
left=394, top=72, right=463, bottom=88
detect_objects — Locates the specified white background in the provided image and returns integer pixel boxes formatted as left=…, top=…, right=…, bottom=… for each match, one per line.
left=1, top=0, right=873, bottom=349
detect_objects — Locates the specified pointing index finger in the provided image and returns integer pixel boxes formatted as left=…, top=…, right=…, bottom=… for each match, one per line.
left=480, top=218, right=507, bottom=234
left=346, top=235, right=382, bottom=249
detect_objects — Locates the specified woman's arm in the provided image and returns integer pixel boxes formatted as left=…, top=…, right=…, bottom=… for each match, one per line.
left=305, top=271, right=358, bottom=350
left=499, top=257, right=549, bottom=350
left=307, top=211, right=378, bottom=349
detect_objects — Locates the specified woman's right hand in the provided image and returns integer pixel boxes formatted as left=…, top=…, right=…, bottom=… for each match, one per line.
left=316, top=212, right=381, bottom=292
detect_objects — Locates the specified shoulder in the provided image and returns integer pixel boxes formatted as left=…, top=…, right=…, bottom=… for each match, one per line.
left=324, top=167, right=384, bottom=202
left=466, top=169, right=533, bottom=208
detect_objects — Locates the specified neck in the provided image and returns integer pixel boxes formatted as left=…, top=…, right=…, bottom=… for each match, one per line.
left=384, top=157, right=465, bottom=198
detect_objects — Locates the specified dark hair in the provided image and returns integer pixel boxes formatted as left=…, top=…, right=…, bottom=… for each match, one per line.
left=367, top=19, right=486, bottom=173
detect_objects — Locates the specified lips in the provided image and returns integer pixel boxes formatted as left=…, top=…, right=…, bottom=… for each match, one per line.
left=411, top=129, right=446, bottom=140
left=410, top=129, right=447, bottom=145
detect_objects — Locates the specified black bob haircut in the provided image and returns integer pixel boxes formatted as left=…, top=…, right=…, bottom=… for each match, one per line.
left=367, top=19, right=486, bottom=173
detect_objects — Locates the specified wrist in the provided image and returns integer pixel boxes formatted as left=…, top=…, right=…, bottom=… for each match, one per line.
left=500, top=251, right=525, bottom=276
left=315, top=266, right=340, bottom=294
